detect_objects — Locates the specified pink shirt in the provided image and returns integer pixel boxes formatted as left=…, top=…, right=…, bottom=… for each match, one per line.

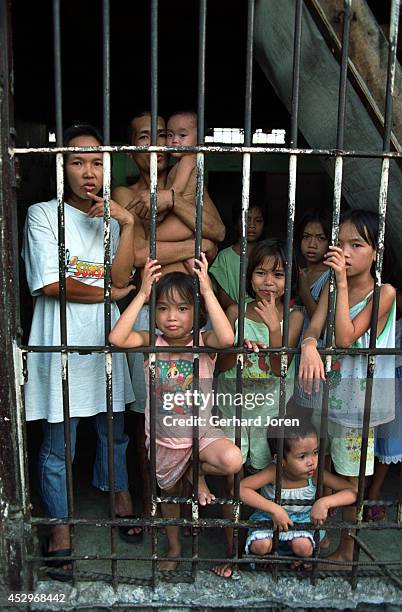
left=145, top=334, right=216, bottom=448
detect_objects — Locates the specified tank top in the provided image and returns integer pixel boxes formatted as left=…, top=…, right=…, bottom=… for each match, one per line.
left=327, top=291, right=395, bottom=427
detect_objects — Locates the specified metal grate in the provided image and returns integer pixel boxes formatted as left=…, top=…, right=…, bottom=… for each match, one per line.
left=1, top=0, right=402, bottom=597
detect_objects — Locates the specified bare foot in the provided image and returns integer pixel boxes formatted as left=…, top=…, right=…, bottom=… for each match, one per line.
left=198, top=475, right=215, bottom=506
left=212, top=563, right=233, bottom=578
left=159, top=547, right=181, bottom=572
left=318, top=552, right=352, bottom=571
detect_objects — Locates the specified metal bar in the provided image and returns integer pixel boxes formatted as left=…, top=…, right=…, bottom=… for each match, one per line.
left=349, top=533, right=402, bottom=590
left=351, top=2, right=399, bottom=587
left=102, top=1, right=115, bottom=578
left=272, top=0, right=302, bottom=581
left=0, top=0, right=33, bottom=592
left=30, top=552, right=402, bottom=566
left=21, top=345, right=402, bottom=356
left=312, top=0, right=351, bottom=584
left=149, top=0, right=159, bottom=588
left=102, top=0, right=110, bottom=145
left=52, top=0, right=62, bottom=144
left=304, top=0, right=401, bottom=154
left=53, top=0, right=75, bottom=580
left=12, top=144, right=402, bottom=159
left=190, top=0, right=207, bottom=581
left=102, top=151, right=117, bottom=587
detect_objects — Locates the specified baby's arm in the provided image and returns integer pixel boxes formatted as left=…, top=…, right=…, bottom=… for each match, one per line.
left=310, top=471, right=357, bottom=526
left=108, top=258, right=161, bottom=348
left=240, top=466, right=293, bottom=531
left=171, top=155, right=196, bottom=194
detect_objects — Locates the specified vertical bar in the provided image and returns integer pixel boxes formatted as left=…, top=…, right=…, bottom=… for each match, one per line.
left=232, top=0, right=255, bottom=578
left=53, top=0, right=74, bottom=579
left=351, top=0, right=399, bottom=588
left=102, top=0, right=110, bottom=146
left=312, top=0, right=352, bottom=584
left=101, top=0, right=116, bottom=588
left=149, top=0, right=159, bottom=586
left=0, top=0, right=33, bottom=591
left=191, top=0, right=207, bottom=582
left=272, top=0, right=302, bottom=580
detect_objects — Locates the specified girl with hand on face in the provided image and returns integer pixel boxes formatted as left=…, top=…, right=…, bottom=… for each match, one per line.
left=298, top=209, right=396, bottom=568
left=213, top=239, right=304, bottom=578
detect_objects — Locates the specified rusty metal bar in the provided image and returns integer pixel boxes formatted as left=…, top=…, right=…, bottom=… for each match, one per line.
left=0, top=0, right=33, bottom=593
left=351, top=0, right=400, bottom=589
left=272, top=0, right=302, bottom=580
left=102, top=0, right=117, bottom=588
left=190, top=0, right=208, bottom=582
left=149, top=0, right=159, bottom=587
left=12, top=144, right=402, bottom=158
left=21, top=344, right=402, bottom=356
left=53, top=0, right=75, bottom=581
left=312, top=0, right=352, bottom=585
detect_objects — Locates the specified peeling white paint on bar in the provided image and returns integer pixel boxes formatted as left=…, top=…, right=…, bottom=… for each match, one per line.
left=13, top=342, right=28, bottom=512
left=388, top=0, right=400, bottom=99
left=241, top=152, right=251, bottom=235
left=103, top=152, right=111, bottom=299
left=12, top=145, right=402, bottom=157
left=280, top=353, right=288, bottom=378
left=105, top=351, right=113, bottom=377
left=150, top=152, right=158, bottom=199
left=61, top=351, right=68, bottom=380
left=288, top=154, right=297, bottom=222
left=56, top=152, right=64, bottom=205
left=376, top=157, right=389, bottom=286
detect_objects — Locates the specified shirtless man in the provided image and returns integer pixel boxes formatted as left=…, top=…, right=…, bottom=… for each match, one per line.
left=112, top=111, right=225, bottom=522
left=113, top=111, right=225, bottom=274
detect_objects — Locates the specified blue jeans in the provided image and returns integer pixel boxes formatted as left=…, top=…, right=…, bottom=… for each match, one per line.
left=38, top=412, right=129, bottom=519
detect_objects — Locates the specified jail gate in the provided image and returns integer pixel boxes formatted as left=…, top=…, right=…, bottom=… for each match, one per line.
left=1, top=0, right=402, bottom=609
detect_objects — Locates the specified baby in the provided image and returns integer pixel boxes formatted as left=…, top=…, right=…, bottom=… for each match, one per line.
left=166, top=111, right=200, bottom=274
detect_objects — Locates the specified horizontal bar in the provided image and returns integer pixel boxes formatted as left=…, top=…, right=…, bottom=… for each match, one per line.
left=20, top=345, right=402, bottom=356
left=28, top=553, right=402, bottom=567
left=29, top=517, right=401, bottom=530
left=10, top=145, right=402, bottom=158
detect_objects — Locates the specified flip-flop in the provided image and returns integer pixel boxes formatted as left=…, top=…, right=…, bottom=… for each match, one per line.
left=42, top=541, right=73, bottom=583
left=116, top=514, right=144, bottom=543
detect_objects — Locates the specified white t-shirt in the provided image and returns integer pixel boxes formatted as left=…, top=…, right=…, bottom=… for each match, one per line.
left=22, top=199, right=134, bottom=422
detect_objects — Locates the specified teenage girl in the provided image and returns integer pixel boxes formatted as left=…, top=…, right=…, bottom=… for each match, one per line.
left=241, top=419, right=356, bottom=567
left=209, top=203, right=266, bottom=309
left=298, top=209, right=396, bottom=568
left=109, top=254, right=243, bottom=571
left=213, top=239, right=304, bottom=577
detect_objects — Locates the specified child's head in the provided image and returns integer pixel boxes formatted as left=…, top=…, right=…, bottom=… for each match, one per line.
left=232, top=202, right=266, bottom=244
left=268, top=417, right=318, bottom=478
left=155, top=272, right=207, bottom=336
left=62, top=123, right=104, bottom=200
left=296, top=209, right=331, bottom=266
left=246, top=239, right=297, bottom=301
left=166, top=111, right=197, bottom=157
left=339, top=209, right=379, bottom=278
